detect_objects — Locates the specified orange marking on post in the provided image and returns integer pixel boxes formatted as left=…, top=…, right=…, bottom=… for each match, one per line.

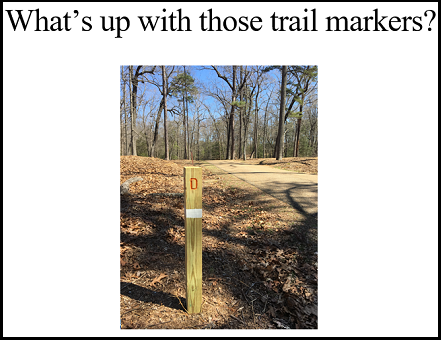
left=190, top=178, right=198, bottom=190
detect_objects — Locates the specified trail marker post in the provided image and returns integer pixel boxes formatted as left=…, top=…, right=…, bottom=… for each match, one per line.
left=184, top=167, right=202, bottom=314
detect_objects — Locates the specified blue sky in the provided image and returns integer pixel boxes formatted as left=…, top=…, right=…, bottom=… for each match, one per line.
left=120, top=65, right=308, bottom=122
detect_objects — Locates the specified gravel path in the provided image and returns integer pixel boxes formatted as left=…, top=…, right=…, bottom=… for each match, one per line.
left=206, top=160, right=318, bottom=217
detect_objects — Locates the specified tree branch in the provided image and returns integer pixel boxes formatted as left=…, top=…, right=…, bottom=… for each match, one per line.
left=211, top=66, right=233, bottom=90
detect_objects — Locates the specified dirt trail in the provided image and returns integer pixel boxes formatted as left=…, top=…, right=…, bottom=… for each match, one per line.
left=206, top=160, right=318, bottom=217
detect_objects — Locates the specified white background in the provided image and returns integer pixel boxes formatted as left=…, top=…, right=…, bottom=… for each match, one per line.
left=3, top=2, right=438, bottom=337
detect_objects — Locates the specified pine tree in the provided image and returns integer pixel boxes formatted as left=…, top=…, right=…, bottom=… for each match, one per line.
left=169, top=70, right=197, bottom=159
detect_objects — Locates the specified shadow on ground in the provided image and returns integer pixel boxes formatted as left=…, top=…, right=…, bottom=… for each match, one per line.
left=120, top=162, right=317, bottom=329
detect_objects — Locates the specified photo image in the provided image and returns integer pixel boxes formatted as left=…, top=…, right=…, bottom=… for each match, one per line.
left=120, top=65, right=318, bottom=329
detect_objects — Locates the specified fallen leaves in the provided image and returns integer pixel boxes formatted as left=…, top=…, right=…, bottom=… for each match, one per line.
left=273, top=318, right=290, bottom=329
left=120, top=156, right=318, bottom=329
left=150, top=273, right=168, bottom=286
left=282, top=277, right=292, bottom=293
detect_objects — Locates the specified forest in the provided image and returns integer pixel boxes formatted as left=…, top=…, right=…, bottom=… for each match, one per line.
left=120, top=65, right=318, bottom=161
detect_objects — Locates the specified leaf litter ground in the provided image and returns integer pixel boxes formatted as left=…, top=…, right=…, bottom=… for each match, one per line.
left=120, top=156, right=318, bottom=329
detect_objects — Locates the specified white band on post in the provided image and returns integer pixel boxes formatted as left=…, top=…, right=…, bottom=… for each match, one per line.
left=185, top=209, right=202, bottom=218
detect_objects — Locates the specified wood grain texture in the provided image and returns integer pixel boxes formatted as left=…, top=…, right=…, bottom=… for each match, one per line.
left=184, top=167, right=202, bottom=211
left=184, top=167, right=202, bottom=314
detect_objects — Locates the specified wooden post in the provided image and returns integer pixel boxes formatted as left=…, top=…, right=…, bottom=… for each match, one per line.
left=184, top=167, right=202, bottom=314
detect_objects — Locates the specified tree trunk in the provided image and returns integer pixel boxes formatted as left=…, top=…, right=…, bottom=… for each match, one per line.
left=145, top=131, right=150, bottom=157
left=238, top=66, right=243, bottom=160
left=252, top=83, right=260, bottom=159
left=120, top=121, right=123, bottom=156
left=197, top=111, right=200, bottom=161
left=276, top=66, right=287, bottom=161
left=186, top=93, right=190, bottom=159
left=176, top=120, right=179, bottom=159
left=162, top=66, right=169, bottom=160
left=274, top=123, right=281, bottom=158
left=229, top=66, right=237, bottom=160
left=124, top=76, right=128, bottom=156
left=129, top=66, right=135, bottom=155
left=151, top=98, right=164, bottom=158
left=183, top=66, right=190, bottom=160
left=226, top=114, right=231, bottom=159
left=131, top=67, right=143, bottom=156
left=263, top=111, right=267, bottom=158
left=129, top=65, right=157, bottom=156
left=294, top=93, right=305, bottom=157
left=293, top=121, right=297, bottom=157
left=294, top=118, right=302, bottom=157
left=183, top=93, right=187, bottom=159
left=121, top=66, right=126, bottom=156
left=243, top=119, right=247, bottom=160
left=243, top=89, right=251, bottom=161
left=218, top=133, right=222, bottom=160
left=262, top=85, right=274, bottom=159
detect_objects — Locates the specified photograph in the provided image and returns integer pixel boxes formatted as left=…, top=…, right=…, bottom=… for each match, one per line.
left=120, top=65, right=318, bottom=329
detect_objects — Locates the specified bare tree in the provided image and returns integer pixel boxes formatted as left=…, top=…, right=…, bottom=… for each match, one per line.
left=145, top=66, right=176, bottom=157
left=276, top=66, right=288, bottom=160
left=138, top=95, right=156, bottom=157
left=262, top=83, right=276, bottom=158
left=290, top=66, right=317, bottom=157
left=210, top=66, right=249, bottom=159
left=162, top=66, right=169, bottom=160
left=129, top=65, right=134, bottom=154
left=202, top=82, right=232, bottom=159
left=126, top=65, right=157, bottom=155
left=120, top=66, right=128, bottom=155
left=242, top=66, right=265, bottom=160
left=120, top=65, right=317, bottom=161
left=150, top=97, right=163, bottom=158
